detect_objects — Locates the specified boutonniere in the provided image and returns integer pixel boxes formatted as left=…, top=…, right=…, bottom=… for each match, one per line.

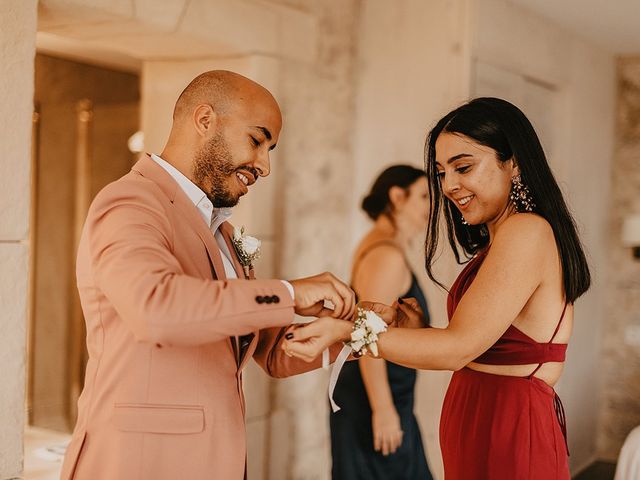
left=232, top=226, right=261, bottom=278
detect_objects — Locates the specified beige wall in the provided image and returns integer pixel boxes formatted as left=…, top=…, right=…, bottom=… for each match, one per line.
left=2, top=1, right=632, bottom=479
left=0, top=0, right=37, bottom=478
left=351, top=1, right=471, bottom=477
left=269, top=1, right=361, bottom=477
left=597, top=57, right=640, bottom=460
left=31, top=54, right=139, bottom=432
left=471, top=0, right=616, bottom=472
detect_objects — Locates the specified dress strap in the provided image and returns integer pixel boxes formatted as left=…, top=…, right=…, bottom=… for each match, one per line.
left=554, top=392, right=570, bottom=456
left=548, top=301, right=568, bottom=343
left=351, top=239, right=403, bottom=282
left=527, top=301, right=569, bottom=379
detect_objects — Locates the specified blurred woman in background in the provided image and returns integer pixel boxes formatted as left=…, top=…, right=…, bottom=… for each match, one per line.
left=329, top=165, right=434, bottom=480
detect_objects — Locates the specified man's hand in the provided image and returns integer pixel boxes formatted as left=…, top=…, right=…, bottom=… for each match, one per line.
left=372, top=405, right=403, bottom=456
left=281, top=318, right=351, bottom=362
left=289, top=272, right=356, bottom=320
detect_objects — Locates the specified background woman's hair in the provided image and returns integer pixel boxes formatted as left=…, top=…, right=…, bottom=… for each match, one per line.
left=424, top=97, right=590, bottom=303
left=362, top=164, right=426, bottom=220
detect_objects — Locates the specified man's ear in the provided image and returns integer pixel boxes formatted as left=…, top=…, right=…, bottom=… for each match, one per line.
left=193, top=104, right=218, bottom=137
left=388, top=185, right=407, bottom=210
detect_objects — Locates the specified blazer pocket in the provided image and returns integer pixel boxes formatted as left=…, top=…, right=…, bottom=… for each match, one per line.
left=113, top=403, right=205, bottom=434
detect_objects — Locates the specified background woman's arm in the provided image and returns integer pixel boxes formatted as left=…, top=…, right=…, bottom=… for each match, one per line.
left=354, top=245, right=411, bottom=455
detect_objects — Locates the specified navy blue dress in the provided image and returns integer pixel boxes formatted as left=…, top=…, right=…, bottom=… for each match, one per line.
left=330, top=272, right=434, bottom=480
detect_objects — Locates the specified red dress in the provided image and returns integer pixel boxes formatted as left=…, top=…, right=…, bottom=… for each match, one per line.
left=440, top=250, right=570, bottom=480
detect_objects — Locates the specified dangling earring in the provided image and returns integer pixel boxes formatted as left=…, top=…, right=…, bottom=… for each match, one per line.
left=461, top=217, right=469, bottom=225
left=510, top=174, right=536, bottom=212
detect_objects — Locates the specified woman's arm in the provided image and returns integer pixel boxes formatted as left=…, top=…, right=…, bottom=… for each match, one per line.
left=353, top=245, right=410, bottom=455
left=285, top=214, right=554, bottom=371
left=377, top=215, right=553, bottom=370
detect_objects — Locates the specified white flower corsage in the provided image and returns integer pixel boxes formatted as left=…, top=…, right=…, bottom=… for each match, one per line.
left=232, top=226, right=261, bottom=277
left=347, top=307, right=388, bottom=357
left=328, top=306, right=389, bottom=412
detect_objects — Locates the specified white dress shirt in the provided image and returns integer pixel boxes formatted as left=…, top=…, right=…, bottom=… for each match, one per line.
left=150, top=154, right=293, bottom=298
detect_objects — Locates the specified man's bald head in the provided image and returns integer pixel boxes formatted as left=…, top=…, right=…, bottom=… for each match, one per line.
left=162, top=70, right=282, bottom=209
left=172, top=70, right=275, bottom=122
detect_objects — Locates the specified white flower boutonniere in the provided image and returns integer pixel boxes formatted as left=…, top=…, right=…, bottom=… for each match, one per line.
left=232, top=226, right=261, bottom=277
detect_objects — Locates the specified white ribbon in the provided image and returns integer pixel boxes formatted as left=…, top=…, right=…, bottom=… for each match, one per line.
left=322, top=348, right=330, bottom=370
left=328, top=344, right=353, bottom=413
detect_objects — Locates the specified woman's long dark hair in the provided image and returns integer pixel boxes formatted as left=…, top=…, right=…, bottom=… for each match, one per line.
left=362, top=165, right=425, bottom=220
left=424, top=97, right=590, bottom=303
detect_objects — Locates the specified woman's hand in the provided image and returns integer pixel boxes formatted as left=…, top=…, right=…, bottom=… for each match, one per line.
left=282, top=317, right=352, bottom=362
left=394, top=297, right=428, bottom=329
left=357, top=298, right=426, bottom=329
left=372, top=405, right=403, bottom=456
left=357, top=301, right=397, bottom=325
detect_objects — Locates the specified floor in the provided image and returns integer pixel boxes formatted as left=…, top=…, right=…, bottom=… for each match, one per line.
left=24, top=427, right=69, bottom=480
left=573, top=461, right=618, bottom=480
left=23, top=426, right=619, bottom=480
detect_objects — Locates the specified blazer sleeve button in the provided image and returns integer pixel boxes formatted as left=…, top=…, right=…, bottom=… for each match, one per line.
left=265, top=296, right=273, bottom=304
left=256, top=296, right=265, bottom=304
left=272, top=295, right=280, bottom=304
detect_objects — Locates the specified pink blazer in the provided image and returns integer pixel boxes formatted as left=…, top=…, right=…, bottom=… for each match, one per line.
left=61, top=156, right=337, bottom=480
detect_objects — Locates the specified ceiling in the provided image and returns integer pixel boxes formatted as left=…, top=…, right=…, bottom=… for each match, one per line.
left=510, top=0, right=640, bottom=54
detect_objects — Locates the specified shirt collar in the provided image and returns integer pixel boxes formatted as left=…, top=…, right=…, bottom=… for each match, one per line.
left=150, top=153, right=232, bottom=231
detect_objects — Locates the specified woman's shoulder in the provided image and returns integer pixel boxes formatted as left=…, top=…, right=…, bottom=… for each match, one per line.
left=353, top=233, right=407, bottom=272
left=494, top=213, right=555, bottom=246
left=488, top=213, right=557, bottom=271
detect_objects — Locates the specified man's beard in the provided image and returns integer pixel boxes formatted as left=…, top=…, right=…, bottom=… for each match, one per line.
left=192, top=132, right=240, bottom=208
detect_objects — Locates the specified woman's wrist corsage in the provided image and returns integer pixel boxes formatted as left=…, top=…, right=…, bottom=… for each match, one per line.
left=347, top=307, right=388, bottom=358
left=328, top=306, right=389, bottom=412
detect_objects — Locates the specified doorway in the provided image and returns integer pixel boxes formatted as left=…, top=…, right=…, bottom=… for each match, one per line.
left=26, top=52, right=139, bottom=478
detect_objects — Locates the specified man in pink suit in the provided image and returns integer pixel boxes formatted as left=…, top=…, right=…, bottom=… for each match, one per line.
left=60, top=70, right=355, bottom=480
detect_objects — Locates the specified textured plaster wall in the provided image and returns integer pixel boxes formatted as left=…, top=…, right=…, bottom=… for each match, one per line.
left=472, top=0, right=616, bottom=472
left=0, top=0, right=37, bottom=478
left=597, top=57, right=640, bottom=461
left=270, top=1, right=362, bottom=477
left=351, top=2, right=472, bottom=478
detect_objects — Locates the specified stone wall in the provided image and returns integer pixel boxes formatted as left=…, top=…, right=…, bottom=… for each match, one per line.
left=0, top=1, right=37, bottom=478
left=597, top=57, right=640, bottom=460
left=270, top=1, right=362, bottom=477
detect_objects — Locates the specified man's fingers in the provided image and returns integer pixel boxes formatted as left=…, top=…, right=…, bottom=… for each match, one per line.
left=314, top=306, right=338, bottom=318
left=282, top=341, right=316, bottom=362
left=326, top=276, right=355, bottom=319
left=286, top=322, right=319, bottom=342
left=328, top=290, right=346, bottom=319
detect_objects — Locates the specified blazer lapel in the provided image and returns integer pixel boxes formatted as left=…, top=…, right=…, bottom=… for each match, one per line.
left=131, top=154, right=227, bottom=281
left=220, top=222, right=259, bottom=370
left=174, top=193, right=227, bottom=281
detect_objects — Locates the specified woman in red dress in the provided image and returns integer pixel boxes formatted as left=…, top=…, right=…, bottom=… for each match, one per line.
left=284, top=97, right=591, bottom=479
